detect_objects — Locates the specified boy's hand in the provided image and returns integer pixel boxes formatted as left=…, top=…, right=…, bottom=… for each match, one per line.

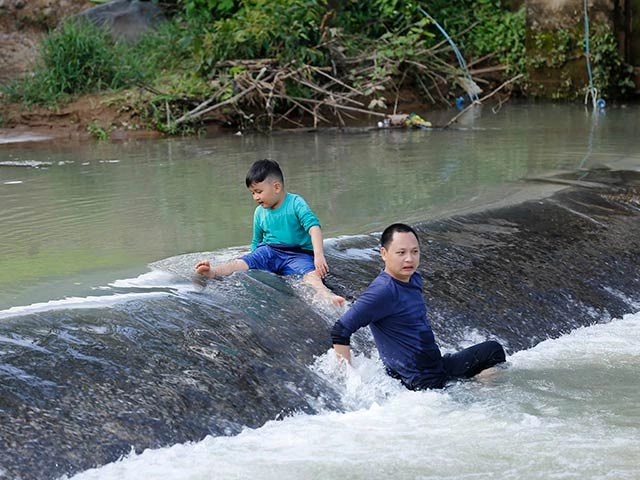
left=195, top=260, right=211, bottom=276
left=314, top=254, right=329, bottom=278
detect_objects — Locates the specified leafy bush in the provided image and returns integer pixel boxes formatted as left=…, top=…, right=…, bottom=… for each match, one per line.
left=133, top=20, right=194, bottom=74
left=588, top=26, right=636, bottom=98
left=463, top=0, right=526, bottom=76
left=195, top=0, right=326, bottom=75
left=177, top=0, right=238, bottom=24
left=331, top=0, right=424, bottom=40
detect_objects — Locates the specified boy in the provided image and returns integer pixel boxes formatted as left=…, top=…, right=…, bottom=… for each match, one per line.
left=331, top=223, right=505, bottom=390
left=195, top=159, right=345, bottom=307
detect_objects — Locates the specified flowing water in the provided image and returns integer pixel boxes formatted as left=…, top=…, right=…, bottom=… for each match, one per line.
left=1, top=102, right=639, bottom=479
left=66, top=313, right=640, bottom=480
left=3, top=102, right=637, bottom=312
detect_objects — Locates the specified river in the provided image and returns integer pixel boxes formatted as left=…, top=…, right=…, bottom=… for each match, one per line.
left=1, top=102, right=639, bottom=479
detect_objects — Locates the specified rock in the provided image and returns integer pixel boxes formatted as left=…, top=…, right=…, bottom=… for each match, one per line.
left=74, top=0, right=166, bottom=42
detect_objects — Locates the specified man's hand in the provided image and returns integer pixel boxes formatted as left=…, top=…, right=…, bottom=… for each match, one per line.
left=333, top=344, right=352, bottom=365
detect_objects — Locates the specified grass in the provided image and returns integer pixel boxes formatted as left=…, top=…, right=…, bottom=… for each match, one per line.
left=0, top=17, right=196, bottom=107
left=1, top=19, right=140, bottom=105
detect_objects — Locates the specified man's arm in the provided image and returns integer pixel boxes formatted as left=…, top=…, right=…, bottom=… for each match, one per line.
left=330, top=276, right=389, bottom=366
left=331, top=320, right=353, bottom=364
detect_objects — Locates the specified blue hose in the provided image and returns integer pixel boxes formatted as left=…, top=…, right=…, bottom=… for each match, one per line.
left=419, top=7, right=479, bottom=103
left=583, top=0, right=601, bottom=109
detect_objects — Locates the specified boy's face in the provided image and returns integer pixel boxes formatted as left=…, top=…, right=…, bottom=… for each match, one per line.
left=248, top=178, right=284, bottom=209
left=380, top=231, right=420, bottom=282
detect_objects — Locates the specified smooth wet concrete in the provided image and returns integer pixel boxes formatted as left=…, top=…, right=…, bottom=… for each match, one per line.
left=2, top=167, right=640, bottom=479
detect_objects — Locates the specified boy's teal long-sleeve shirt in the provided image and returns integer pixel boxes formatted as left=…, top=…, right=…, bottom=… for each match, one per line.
left=250, top=192, right=320, bottom=252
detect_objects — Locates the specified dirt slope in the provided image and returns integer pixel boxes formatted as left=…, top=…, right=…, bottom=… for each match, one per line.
left=0, top=0, right=156, bottom=141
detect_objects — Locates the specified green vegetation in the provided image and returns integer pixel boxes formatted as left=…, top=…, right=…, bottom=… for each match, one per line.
left=195, top=0, right=327, bottom=73
left=2, top=19, right=141, bottom=105
left=0, top=1, right=529, bottom=133
left=87, top=119, right=109, bottom=140
left=526, top=19, right=635, bottom=101
left=466, top=0, right=526, bottom=75
left=1, top=1, right=633, bottom=134
left=588, top=25, right=636, bottom=98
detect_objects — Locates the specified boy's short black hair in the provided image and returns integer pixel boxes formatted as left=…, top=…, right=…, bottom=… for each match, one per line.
left=245, top=159, right=284, bottom=187
left=380, top=223, right=419, bottom=249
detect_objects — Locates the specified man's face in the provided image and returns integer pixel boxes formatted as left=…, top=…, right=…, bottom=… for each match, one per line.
left=248, top=178, right=282, bottom=209
left=381, top=231, right=420, bottom=282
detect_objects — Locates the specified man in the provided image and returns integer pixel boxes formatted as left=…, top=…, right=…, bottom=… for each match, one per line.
left=331, top=223, right=505, bottom=390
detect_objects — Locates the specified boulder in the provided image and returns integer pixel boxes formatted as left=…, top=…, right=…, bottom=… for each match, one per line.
left=75, top=0, right=166, bottom=42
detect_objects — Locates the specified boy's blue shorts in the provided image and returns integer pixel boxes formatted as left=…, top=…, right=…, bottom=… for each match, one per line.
left=242, top=244, right=316, bottom=276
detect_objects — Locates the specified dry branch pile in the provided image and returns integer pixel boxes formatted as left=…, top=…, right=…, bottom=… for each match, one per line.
left=165, top=36, right=470, bottom=131
left=170, top=61, right=389, bottom=131
left=154, top=32, right=520, bottom=133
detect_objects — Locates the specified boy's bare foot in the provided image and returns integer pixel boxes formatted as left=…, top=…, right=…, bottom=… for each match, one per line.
left=315, top=291, right=345, bottom=308
left=195, top=260, right=213, bottom=277
left=330, top=294, right=346, bottom=308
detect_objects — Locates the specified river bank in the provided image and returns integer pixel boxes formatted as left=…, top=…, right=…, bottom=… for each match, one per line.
left=0, top=0, right=516, bottom=143
left=0, top=92, right=162, bottom=143
left=3, top=0, right=635, bottom=144
left=0, top=0, right=124, bottom=142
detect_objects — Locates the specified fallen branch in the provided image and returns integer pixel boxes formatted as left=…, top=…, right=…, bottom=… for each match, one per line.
left=174, top=84, right=259, bottom=125
left=271, top=93, right=383, bottom=120
left=174, top=68, right=274, bottom=125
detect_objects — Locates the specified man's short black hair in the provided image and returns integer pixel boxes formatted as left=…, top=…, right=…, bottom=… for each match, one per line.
left=380, top=223, right=419, bottom=249
left=245, top=159, right=284, bottom=187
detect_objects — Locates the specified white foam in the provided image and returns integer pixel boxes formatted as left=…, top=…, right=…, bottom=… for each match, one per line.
left=62, top=313, right=640, bottom=480
left=0, top=160, right=52, bottom=167
left=0, top=291, right=169, bottom=320
left=509, top=311, right=640, bottom=368
left=0, top=135, right=52, bottom=145
left=109, top=270, right=182, bottom=289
